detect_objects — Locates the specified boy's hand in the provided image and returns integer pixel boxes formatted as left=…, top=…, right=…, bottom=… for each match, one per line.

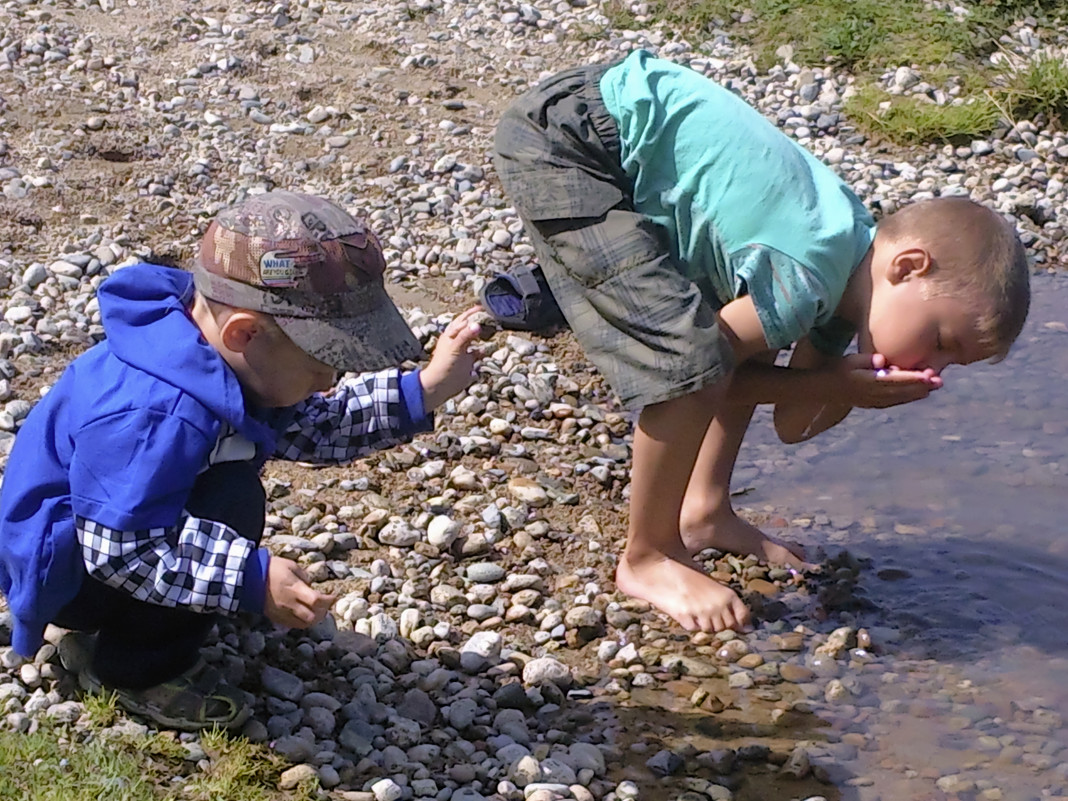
left=420, top=305, right=485, bottom=411
left=837, top=353, right=941, bottom=409
left=264, top=557, right=336, bottom=629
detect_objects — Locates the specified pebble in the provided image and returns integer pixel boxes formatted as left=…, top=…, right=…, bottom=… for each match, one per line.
left=523, top=657, right=571, bottom=688
left=0, top=4, right=1065, bottom=801
left=279, top=764, right=317, bottom=790
left=467, top=562, right=506, bottom=583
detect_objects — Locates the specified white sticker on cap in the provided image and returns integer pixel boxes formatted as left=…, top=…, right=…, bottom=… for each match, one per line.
left=260, top=251, right=302, bottom=287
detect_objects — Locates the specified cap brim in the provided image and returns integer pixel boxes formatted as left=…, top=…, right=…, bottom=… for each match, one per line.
left=274, top=289, right=424, bottom=372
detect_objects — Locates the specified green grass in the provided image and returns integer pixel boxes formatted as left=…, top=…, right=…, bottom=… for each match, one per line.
left=1001, top=51, right=1068, bottom=126
left=401, top=3, right=435, bottom=20
left=841, top=50, right=1068, bottom=144
left=0, top=704, right=317, bottom=801
left=644, top=0, right=999, bottom=70
left=624, top=0, right=1068, bottom=143
left=845, top=84, right=1004, bottom=144
left=0, top=725, right=184, bottom=800
left=183, top=728, right=318, bottom=801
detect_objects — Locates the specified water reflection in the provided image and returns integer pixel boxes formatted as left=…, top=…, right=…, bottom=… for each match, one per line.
left=732, top=270, right=1068, bottom=797
left=740, top=271, right=1068, bottom=654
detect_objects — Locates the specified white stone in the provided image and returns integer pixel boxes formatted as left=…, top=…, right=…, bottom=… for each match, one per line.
left=508, top=477, right=549, bottom=507
left=522, top=657, right=571, bottom=687
left=427, top=515, right=461, bottom=549
left=372, top=778, right=403, bottom=801
left=377, top=518, right=421, bottom=547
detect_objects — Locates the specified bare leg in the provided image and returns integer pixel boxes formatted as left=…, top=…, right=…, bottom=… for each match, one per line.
left=679, top=356, right=806, bottom=567
left=614, top=385, right=752, bottom=633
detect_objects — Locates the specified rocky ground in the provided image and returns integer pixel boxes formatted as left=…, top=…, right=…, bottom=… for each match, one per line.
left=2, top=1, right=1068, bottom=800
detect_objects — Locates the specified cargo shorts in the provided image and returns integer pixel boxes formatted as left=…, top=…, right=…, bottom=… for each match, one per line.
left=493, top=63, right=735, bottom=411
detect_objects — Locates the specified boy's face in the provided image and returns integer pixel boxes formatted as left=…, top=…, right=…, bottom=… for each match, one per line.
left=863, top=276, right=991, bottom=374
left=242, top=325, right=338, bottom=408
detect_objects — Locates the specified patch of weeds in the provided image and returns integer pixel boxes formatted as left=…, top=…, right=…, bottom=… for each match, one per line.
left=0, top=719, right=314, bottom=801
left=401, top=3, right=435, bottom=21
left=752, top=0, right=989, bottom=71
left=602, top=0, right=641, bottom=30
left=182, top=728, right=317, bottom=801
left=81, top=689, right=119, bottom=728
left=975, top=0, right=1063, bottom=16
left=571, top=21, right=613, bottom=42
left=1000, top=51, right=1068, bottom=125
left=643, top=0, right=735, bottom=32
left=0, top=722, right=172, bottom=801
left=844, top=83, right=1002, bottom=143
left=817, top=7, right=884, bottom=70
left=644, top=0, right=1004, bottom=73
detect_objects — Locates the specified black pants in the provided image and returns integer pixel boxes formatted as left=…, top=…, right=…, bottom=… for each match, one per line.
left=53, top=461, right=266, bottom=689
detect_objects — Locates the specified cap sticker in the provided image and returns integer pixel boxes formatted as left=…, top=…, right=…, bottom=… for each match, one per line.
left=260, top=250, right=302, bottom=287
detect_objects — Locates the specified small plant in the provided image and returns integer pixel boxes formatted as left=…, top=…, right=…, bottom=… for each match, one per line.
left=0, top=723, right=166, bottom=801
left=0, top=720, right=314, bottom=801
left=643, top=0, right=994, bottom=72
left=571, top=21, right=613, bottom=42
left=646, top=0, right=735, bottom=32
left=401, top=2, right=435, bottom=21
left=845, top=83, right=1003, bottom=143
left=602, top=0, right=641, bottom=31
left=182, top=729, right=318, bottom=801
left=819, top=4, right=883, bottom=69
left=1000, top=51, right=1068, bottom=125
left=81, top=688, right=119, bottom=728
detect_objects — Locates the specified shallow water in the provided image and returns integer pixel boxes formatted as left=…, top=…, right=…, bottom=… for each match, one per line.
left=733, top=270, right=1068, bottom=798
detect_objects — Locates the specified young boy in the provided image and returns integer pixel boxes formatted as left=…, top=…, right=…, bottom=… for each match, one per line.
left=0, top=191, right=484, bottom=731
left=492, top=50, right=1030, bottom=634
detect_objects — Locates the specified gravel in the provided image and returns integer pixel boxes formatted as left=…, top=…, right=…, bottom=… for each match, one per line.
left=2, top=0, right=1068, bottom=799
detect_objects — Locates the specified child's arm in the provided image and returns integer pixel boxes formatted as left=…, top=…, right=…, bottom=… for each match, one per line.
left=275, top=307, right=483, bottom=463
left=75, top=515, right=332, bottom=627
left=724, top=337, right=941, bottom=443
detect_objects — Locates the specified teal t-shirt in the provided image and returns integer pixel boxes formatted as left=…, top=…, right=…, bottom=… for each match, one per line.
left=599, top=50, right=875, bottom=354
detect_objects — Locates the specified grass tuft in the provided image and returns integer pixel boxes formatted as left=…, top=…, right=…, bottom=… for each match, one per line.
left=0, top=721, right=313, bottom=801
left=183, top=729, right=318, bottom=801
left=629, top=0, right=1068, bottom=143
left=645, top=0, right=998, bottom=71
left=602, top=0, right=641, bottom=30
left=0, top=724, right=170, bottom=801
left=844, top=84, right=1003, bottom=143
left=81, top=689, right=119, bottom=728
left=1000, top=51, right=1068, bottom=125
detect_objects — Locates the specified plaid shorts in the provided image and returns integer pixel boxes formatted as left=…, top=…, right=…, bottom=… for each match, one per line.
left=493, top=63, right=735, bottom=410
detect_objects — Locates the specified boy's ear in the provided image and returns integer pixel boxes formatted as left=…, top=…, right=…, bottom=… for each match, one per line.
left=886, top=247, right=933, bottom=284
left=218, top=311, right=264, bottom=353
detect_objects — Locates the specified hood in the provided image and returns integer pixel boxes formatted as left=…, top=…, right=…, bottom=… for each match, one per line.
left=95, top=263, right=275, bottom=449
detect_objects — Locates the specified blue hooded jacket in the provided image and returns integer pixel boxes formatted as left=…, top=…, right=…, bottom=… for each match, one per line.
left=0, top=264, right=280, bottom=656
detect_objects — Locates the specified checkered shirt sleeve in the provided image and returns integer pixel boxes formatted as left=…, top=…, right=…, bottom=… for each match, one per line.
left=274, top=368, right=411, bottom=463
left=75, top=514, right=253, bottom=614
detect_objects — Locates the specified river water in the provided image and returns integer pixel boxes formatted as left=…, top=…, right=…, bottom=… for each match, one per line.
left=731, top=270, right=1068, bottom=799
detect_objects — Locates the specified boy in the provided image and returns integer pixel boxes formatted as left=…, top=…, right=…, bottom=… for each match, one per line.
left=0, top=191, right=484, bottom=731
left=492, top=51, right=1030, bottom=634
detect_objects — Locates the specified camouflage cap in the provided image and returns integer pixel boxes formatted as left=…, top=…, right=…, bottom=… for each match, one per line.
left=192, top=190, right=423, bottom=372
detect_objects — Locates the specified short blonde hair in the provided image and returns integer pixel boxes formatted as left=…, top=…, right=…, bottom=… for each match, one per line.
left=197, top=292, right=288, bottom=341
left=876, top=197, right=1030, bottom=362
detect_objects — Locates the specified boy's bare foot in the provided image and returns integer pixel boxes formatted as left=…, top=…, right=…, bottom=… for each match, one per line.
left=681, top=508, right=807, bottom=567
left=615, top=546, right=751, bottom=633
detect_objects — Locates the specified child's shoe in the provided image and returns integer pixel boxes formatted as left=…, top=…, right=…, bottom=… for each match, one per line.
left=79, top=658, right=251, bottom=732
left=57, top=630, right=97, bottom=674
left=478, top=264, right=566, bottom=333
